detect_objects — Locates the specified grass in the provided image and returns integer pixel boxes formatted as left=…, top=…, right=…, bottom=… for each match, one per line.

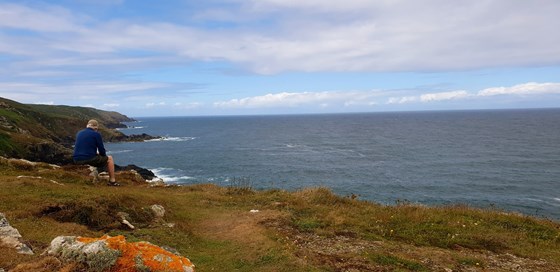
left=1, top=160, right=560, bottom=271
left=369, top=253, right=428, bottom=271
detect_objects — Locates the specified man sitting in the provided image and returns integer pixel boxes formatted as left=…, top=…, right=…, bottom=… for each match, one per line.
left=73, top=119, right=118, bottom=186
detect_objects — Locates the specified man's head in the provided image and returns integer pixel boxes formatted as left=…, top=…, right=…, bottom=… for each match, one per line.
left=86, top=119, right=99, bottom=130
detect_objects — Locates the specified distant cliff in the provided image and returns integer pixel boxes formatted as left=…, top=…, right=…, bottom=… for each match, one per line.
left=0, top=97, right=151, bottom=164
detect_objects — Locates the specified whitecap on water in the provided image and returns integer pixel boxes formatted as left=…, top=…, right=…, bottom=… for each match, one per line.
left=146, top=136, right=196, bottom=142
left=107, top=150, right=133, bottom=154
left=150, top=167, right=196, bottom=183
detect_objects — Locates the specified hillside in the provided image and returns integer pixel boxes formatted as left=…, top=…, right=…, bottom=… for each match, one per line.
left=1, top=157, right=559, bottom=271
left=0, top=97, right=141, bottom=164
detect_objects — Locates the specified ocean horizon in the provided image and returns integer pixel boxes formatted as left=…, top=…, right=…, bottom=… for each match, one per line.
left=107, top=108, right=560, bottom=220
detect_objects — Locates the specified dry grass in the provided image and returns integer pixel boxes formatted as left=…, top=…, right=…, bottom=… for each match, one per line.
left=1, top=161, right=560, bottom=271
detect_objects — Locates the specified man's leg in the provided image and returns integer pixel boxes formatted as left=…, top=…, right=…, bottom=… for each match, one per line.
left=107, top=155, right=116, bottom=182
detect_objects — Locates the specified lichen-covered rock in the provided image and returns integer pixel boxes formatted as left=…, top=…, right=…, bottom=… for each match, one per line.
left=46, top=235, right=194, bottom=272
left=0, top=213, right=34, bottom=255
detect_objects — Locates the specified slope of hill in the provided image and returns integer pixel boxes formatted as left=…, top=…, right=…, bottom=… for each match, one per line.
left=0, top=97, right=135, bottom=164
left=1, top=158, right=559, bottom=271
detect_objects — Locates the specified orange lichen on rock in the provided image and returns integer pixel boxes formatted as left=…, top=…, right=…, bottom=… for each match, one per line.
left=77, top=235, right=194, bottom=272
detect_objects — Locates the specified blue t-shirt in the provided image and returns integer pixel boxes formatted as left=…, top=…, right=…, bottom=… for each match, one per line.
left=73, top=128, right=107, bottom=161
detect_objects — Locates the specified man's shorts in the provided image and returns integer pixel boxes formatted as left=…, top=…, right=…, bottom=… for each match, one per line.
left=74, top=155, right=108, bottom=168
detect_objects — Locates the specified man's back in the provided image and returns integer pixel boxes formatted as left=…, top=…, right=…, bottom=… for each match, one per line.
left=73, top=128, right=106, bottom=161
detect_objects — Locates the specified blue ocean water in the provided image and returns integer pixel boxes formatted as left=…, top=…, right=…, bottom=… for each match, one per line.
left=106, top=109, right=560, bottom=220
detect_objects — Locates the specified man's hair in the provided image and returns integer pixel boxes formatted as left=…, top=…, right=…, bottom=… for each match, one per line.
left=86, top=119, right=99, bottom=129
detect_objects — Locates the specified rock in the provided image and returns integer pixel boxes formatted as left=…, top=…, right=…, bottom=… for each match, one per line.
left=109, top=133, right=161, bottom=143
left=115, top=164, right=157, bottom=180
left=24, top=141, right=73, bottom=165
left=117, top=212, right=135, bottom=230
left=0, top=213, right=34, bottom=255
left=46, top=236, right=119, bottom=272
left=16, top=176, right=64, bottom=186
left=151, top=204, right=166, bottom=219
left=111, top=168, right=151, bottom=184
left=7, top=158, right=36, bottom=170
left=89, top=166, right=100, bottom=182
left=46, top=235, right=194, bottom=272
left=3, top=157, right=63, bottom=170
left=150, top=178, right=167, bottom=187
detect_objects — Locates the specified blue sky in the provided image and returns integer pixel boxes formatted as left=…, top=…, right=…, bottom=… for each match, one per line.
left=0, top=0, right=559, bottom=117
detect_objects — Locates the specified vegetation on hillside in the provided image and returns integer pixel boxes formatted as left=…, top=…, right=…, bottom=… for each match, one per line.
left=0, top=97, right=138, bottom=163
left=1, top=158, right=559, bottom=271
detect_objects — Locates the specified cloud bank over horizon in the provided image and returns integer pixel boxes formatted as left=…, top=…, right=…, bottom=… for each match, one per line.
left=0, top=0, right=559, bottom=116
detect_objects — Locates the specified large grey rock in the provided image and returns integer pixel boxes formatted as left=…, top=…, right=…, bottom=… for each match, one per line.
left=0, top=213, right=34, bottom=255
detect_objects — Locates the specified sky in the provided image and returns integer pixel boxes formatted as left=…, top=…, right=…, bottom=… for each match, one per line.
left=0, top=0, right=559, bottom=117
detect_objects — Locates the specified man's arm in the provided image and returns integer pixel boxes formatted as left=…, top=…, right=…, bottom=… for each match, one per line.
left=96, top=133, right=107, bottom=156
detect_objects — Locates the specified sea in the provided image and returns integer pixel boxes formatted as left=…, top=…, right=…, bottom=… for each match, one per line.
left=106, top=108, right=560, bottom=220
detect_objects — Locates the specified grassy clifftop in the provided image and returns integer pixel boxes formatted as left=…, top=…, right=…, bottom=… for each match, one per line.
left=0, top=97, right=134, bottom=163
left=1, top=158, right=559, bottom=271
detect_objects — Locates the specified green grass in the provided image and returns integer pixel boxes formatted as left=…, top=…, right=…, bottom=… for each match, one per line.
left=369, top=253, right=428, bottom=271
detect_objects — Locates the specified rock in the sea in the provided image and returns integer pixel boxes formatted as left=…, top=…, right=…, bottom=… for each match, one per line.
left=115, top=164, right=157, bottom=180
left=46, top=235, right=194, bottom=272
left=0, top=213, right=34, bottom=255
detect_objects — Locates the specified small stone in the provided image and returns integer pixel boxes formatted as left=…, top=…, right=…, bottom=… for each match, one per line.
left=122, top=219, right=135, bottom=230
left=151, top=204, right=166, bottom=218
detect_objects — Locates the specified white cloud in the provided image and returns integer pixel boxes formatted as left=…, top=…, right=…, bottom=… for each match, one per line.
left=0, top=81, right=168, bottom=95
left=385, top=82, right=560, bottom=107
left=0, top=3, right=83, bottom=32
left=387, top=96, right=418, bottom=104
left=420, top=90, right=470, bottom=102
left=214, top=81, right=560, bottom=110
left=174, top=102, right=203, bottom=109
left=477, top=82, right=560, bottom=96
left=32, top=101, right=54, bottom=105
left=102, top=103, right=119, bottom=108
left=1, top=1, right=559, bottom=74
left=214, top=90, right=382, bottom=108
left=146, top=102, right=167, bottom=108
